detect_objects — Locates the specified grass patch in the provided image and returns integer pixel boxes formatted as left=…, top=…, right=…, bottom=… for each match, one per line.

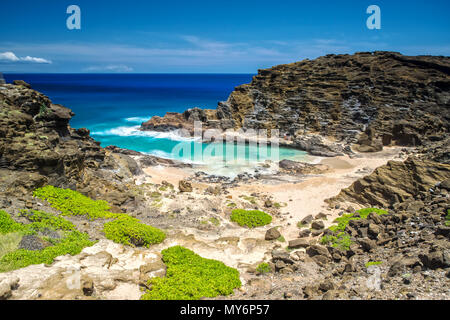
left=103, top=216, right=165, bottom=248
left=277, top=235, right=286, bottom=242
left=227, top=202, right=237, bottom=208
left=150, top=191, right=162, bottom=199
left=141, top=246, right=241, bottom=300
left=256, top=262, right=271, bottom=274
left=239, top=195, right=257, bottom=204
left=230, top=209, right=272, bottom=228
left=297, top=221, right=308, bottom=229
left=0, top=233, right=22, bottom=259
left=365, top=261, right=383, bottom=268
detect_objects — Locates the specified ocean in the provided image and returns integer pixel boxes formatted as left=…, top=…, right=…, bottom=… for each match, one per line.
left=3, top=74, right=307, bottom=176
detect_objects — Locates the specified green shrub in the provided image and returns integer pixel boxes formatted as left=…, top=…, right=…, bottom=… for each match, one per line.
left=256, top=262, right=271, bottom=274
left=34, top=185, right=166, bottom=248
left=0, top=210, right=25, bottom=234
left=0, top=209, right=95, bottom=273
left=230, top=209, right=272, bottom=228
left=0, top=231, right=94, bottom=273
left=141, top=246, right=241, bottom=300
left=33, top=185, right=117, bottom=220
left=19, top=210, right=76, bottom=232
left=329, top=207, right=388, bottom=233
left=320, top=232, right=352, bottom=251
left=103, top=216, right=165, bottom=247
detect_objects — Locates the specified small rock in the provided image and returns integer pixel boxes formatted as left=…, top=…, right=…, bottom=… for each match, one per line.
left=178, top=180, right=193, bottom=192
left=265, top=227, right=281, bottom=241
left=298, top=229, right=311, bottom=238
left=288, top=239, right=309, bottom=249
left=311, top=220, right=325, bottom=230
left=301, top=214, right=314, bottom=225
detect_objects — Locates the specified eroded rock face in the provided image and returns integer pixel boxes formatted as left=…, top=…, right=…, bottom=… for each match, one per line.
left=140, top=52, right=450, bottom=154
left=0, top=83, right=139, bottom=208
left=329, top=157, right=450, bottom=207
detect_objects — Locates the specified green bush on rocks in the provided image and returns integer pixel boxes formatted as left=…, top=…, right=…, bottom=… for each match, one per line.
left=321, top=207, right=388, bottom=251
left=329, top=208, right=388, bottom=233
left=230, top=209, right=272, bottom=228
left=0, top=230, right=94, bottom=272
left=103, top=216, right=165, bottom=247
left=33, top=185, right=116, bottom=220
left=34, top=185, right=166, bottom=247
left=0, top=210, right=25, bottom=234
left=141, top=246, right=241, bottom=300
left=0, top=210, right=94, bottom=273
left=256, top=262, right=271, bottom=274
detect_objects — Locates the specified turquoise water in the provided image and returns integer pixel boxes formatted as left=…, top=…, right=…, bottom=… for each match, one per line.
left=5, top=74, right=307, bottom=175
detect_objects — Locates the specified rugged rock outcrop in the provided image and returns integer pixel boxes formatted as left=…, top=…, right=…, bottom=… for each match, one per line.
left=328, top=157, right=450, bottom=208
left=0, top=82, right=139, bottom=208
left=140, top=52, right=450, bottom=155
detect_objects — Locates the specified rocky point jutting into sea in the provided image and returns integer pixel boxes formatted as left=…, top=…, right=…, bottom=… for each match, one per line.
left=0, top=51, right=449, bottom=300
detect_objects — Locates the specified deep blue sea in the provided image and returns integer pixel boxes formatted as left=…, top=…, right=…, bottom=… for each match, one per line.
left=4, top=74, right=306, bottom=175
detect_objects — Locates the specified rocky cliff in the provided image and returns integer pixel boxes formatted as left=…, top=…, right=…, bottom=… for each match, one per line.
left=0, top=82, right=141, bottom=209
left=141, top=52, right=450, bottom=155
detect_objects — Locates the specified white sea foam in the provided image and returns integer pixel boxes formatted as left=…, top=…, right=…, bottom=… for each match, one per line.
left=92, top=125, right=195, bottom=142
left=124, top=116, right=151, bottom=123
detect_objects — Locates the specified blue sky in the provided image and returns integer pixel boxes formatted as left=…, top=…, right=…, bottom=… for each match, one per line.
left=0, top=0, right=449, bottom=73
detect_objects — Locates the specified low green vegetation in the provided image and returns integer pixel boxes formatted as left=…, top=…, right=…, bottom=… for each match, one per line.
left=277, top=235, right=286, bottom=242
left=256, top=262, right=271, bottom=274
left=0, top=210, right=25, bottom=234
left=446, top=209, right=450, bottom=227
left=39, top=103, right=49, bottom=116
left=0, top=209, right=94, bottom=273
left=0, top=233, right=22, bottom=259
left=239, top=195, right=257, bottom=204
left=320, top=232, right=352, bottom=251
left=329, top=208, right=388, bottom=233
left=19, top=210, right=76, bottom=232
left=365, top=261, right=383, bottom=268
left=103, top=216, right=166, bottom=247
left=34, top=185, right=166, bottom=247
left=33, top=185, right=116, bottom=220
left=297, top=221, right=308, bottom=229
left=141, top=246, right=241, bottom=300
left=321, top=208, right=388, bottom=251
left=230, top=209, right=272, bottom=228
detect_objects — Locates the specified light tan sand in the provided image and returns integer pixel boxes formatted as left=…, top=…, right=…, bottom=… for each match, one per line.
left=141, top=147, right=406, bottom=242
left=143, top=166, right=192, bottom=185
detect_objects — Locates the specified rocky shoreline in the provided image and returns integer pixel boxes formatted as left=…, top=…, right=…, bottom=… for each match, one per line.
left=0, top=51, right=449, bottom=300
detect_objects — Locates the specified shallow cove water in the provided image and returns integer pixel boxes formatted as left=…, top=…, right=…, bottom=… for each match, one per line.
left=4, top=74, right=307, bottom=176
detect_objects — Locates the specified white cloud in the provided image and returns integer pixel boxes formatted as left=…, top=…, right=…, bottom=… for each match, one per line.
left=0, top=51, right=20, bottom=62
left=0, top=51, right=51, bottom=64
